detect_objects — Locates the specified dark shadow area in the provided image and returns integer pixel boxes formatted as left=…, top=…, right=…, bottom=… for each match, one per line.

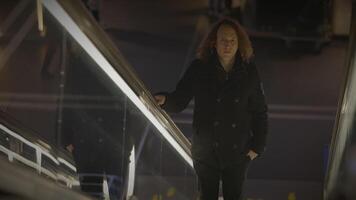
left=106, top=28, right=190, bottom=52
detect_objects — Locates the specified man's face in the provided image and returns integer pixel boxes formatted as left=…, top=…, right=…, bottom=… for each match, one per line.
left=215, top=24, right=238, bottom=61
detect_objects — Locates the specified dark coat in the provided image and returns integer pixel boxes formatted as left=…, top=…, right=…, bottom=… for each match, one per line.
left=162, top=55, right=268, bottom=167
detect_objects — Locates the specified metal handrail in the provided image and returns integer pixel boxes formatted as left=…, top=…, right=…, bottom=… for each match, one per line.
left=55, top=0, right=192, bottom=161
left=0, top=157, right=93, bottom=200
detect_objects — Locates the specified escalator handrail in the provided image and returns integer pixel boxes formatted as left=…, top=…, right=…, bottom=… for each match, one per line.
left=50, top=0, right=192, bottom=164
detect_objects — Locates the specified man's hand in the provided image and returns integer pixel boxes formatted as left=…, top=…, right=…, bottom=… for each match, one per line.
left=66, top=144, right=74, bottom=153
left=154, top=95, right=166, bottom=106
left=246, top=150, right=258, bottom=160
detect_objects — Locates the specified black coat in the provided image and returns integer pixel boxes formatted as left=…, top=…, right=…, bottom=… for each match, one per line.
left=162, top=56, right=268, bottom=167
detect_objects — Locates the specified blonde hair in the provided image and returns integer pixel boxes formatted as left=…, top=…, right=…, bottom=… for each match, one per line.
left=197, top=18, right=253, bottom=62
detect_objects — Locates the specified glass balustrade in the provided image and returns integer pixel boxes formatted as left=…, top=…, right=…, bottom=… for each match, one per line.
left=0, top=1, right=197, bottom=199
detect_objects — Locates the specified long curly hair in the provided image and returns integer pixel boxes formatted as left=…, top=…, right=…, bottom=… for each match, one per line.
left=197, top=18, right=254, bottom=62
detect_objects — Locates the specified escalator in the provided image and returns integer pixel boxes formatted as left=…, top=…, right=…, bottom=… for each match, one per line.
left=0, top=0, right=197, bottom=199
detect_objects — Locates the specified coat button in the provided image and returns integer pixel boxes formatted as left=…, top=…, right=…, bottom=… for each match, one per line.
left=232, top=123, right=237, bottom=128
left=214, top=142, right=219, bottom=148
left=98, top=138, right=103, bottom=143
left=214, top=121, right=220, bottom=127
left=216, top=98, right=221, bottom=103
left=234, top=98, right=239, bottom=103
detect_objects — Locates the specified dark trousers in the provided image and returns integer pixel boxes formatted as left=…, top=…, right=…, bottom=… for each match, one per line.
left=194, top=157, right=250, bottom=200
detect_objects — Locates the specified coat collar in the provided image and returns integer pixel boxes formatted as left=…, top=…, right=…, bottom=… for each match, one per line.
left=210, top=53, right=247, bottom=75
left=204, top=53, right=249, bottom=98
left=210, top=53, right=247, bottom=79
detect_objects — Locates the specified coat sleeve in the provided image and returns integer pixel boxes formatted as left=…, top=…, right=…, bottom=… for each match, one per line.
left=247, top=63, right=268, bottom=155
left=160, top=60, right=198, bottom=113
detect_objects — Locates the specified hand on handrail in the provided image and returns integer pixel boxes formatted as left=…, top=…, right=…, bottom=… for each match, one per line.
left=154, top=95, right=166, bottom=106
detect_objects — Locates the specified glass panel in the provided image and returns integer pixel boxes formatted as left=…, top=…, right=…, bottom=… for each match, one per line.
left=325, top=3, right=356, bottom=199
left=0, top=0, right=196, bottom=199
left=127, top=101, right=198, bottom=200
